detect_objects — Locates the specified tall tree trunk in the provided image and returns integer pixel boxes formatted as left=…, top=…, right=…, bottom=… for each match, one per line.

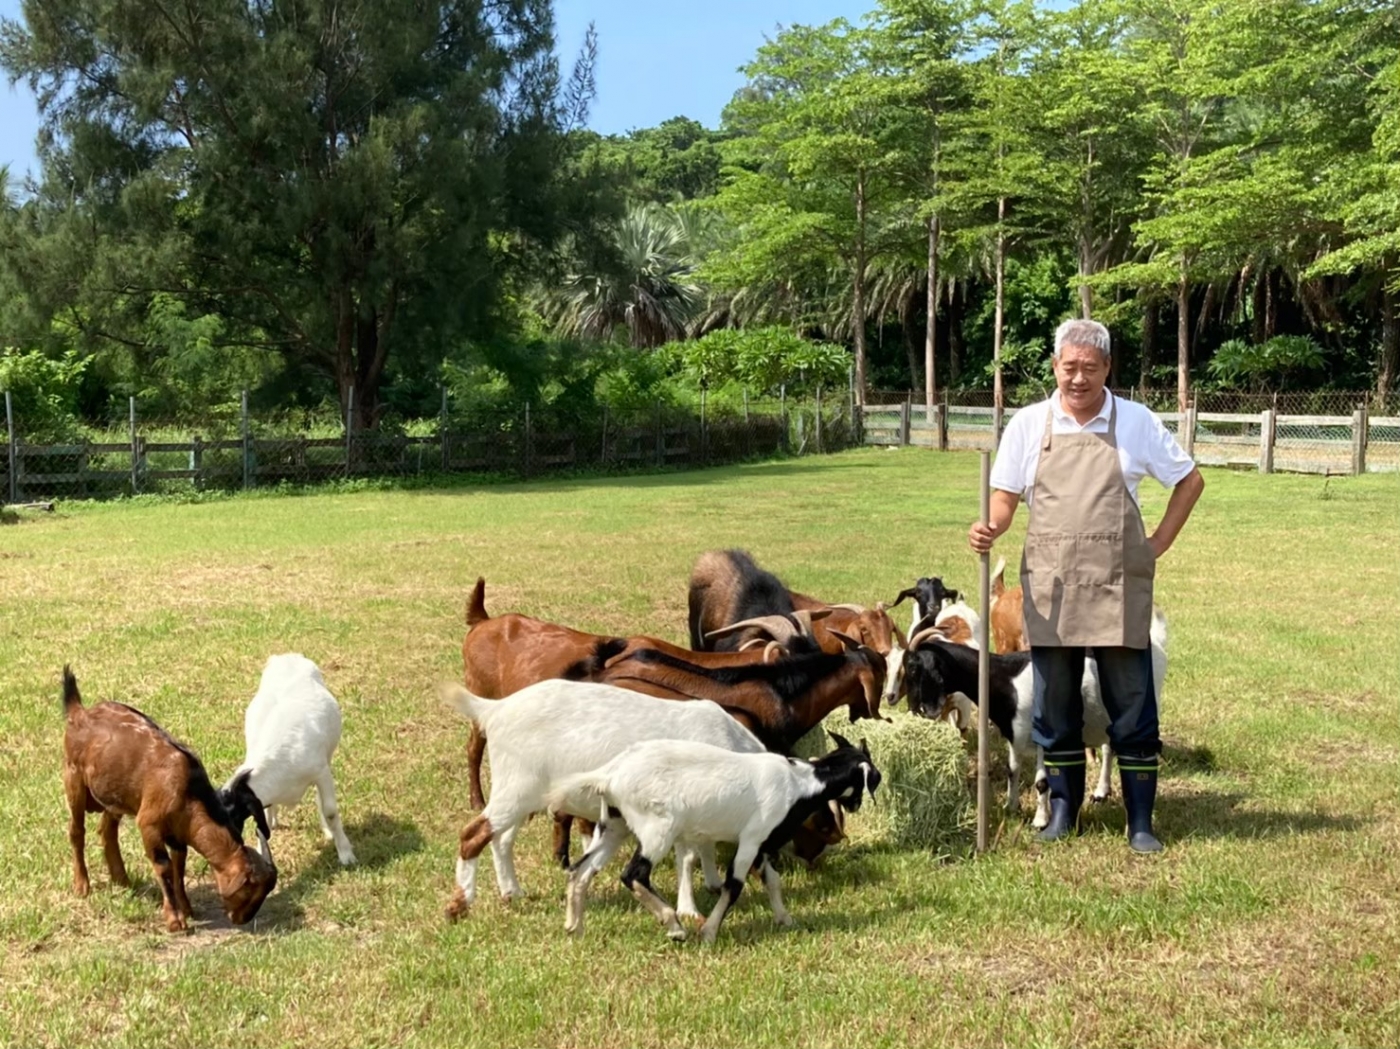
left=902, top=288, right=921, bottom=393
left=852, top=177, right=868, bottom=406
left=1251, top=268, right=1267, bottom=344
left=1381, top=273, right=1399, bottom=411
left=1177, top=259, right=1191, bottom=414
left=1078, top=236, right=1094, bottom=319
left=993, top=197, right=1006, bottom=413
left=926, top=213, right=940, bottom=412
left=1264, top=269, right=1277, bottom=340
left=949, top=280, right=964, bottom=386
left=1140, top=296, right=1157, bottom=394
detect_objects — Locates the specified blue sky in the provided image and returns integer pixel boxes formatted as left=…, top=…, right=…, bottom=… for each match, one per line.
left=0, top=0, right=871, bottom=184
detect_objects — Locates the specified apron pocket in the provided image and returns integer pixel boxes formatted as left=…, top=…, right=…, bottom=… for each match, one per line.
left=1059, top=533, right=1122, bottom=587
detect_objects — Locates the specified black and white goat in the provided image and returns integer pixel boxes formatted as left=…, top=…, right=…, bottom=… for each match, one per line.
left=900, top=608, right=1168, bottom=825
left=551, top=734, right=879, bottom=943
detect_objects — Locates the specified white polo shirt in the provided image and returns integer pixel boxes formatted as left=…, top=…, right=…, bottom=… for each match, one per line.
left=989, top=391, right=1196, bottom=506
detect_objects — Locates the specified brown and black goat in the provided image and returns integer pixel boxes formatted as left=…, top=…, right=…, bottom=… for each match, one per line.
left=594, top=631, right=889, bottom=752
left=60, top=667, right=277, bottom=933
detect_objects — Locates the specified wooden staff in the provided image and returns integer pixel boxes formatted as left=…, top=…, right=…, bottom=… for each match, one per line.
left=976, top=450, right=992, bottom=853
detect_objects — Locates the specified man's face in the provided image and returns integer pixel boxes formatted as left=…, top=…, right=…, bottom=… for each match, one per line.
left=1053, top=343, right=1109, bottom=416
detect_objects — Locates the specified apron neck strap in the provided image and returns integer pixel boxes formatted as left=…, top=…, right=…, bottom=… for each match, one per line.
left=1045, top=391, right=1117, bottom=450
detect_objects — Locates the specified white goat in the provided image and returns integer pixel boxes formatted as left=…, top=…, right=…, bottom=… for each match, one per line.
left=442, top=680, right=767, bottom=922
left=550, top=735, right=880, bottom=943
left=225, top=653, right=356, bottom=866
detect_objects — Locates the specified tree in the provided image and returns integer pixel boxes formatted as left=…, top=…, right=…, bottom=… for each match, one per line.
left=712, top=19, right=917, bottom=403
left=0, top=0, right=599, bottom=427
left=869, top=0, right=975, bottom=408
left=548, top=203, right=704, bottom=349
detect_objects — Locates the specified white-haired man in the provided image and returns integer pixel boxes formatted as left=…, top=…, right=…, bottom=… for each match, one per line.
left=968, top=319, right=1204, bottom=851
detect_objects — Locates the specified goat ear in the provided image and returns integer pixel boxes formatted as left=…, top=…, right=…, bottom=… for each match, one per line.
left=890, top=587, right=917, bottom=608
left=828, top=731, right=853, bottom=751
left=859, top=737, right=870, bottom=756
left=828, top=628, right=860, bottom=651
left=231, top=770, right=271, bottom=843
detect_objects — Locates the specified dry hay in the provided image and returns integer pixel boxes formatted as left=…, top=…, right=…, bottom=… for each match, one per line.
left=792, top=708, right=973, bottom=855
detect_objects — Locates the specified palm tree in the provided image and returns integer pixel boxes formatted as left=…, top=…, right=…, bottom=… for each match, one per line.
left=550, top=204, right=703, bottom=349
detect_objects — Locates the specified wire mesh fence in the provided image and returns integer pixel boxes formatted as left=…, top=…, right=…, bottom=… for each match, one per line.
left=863, top=389, right=1396, bottom=476
left=2, top=389, right=862, bottom=504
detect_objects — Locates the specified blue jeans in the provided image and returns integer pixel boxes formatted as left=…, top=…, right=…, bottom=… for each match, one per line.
left=1030, top=645, right=1160, bottom=759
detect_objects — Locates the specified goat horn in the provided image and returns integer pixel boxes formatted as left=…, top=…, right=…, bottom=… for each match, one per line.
left=706, top=614, right=801, bottom=643
left=737, top=637, right=769, bottom=651
left=763, top=640, right=784, bottom=663
left=908, top=626, right=948, bottom=651
left=828, top=628, right=863, bottom=652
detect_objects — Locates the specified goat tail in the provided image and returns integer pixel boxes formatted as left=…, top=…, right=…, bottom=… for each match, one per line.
left=465, top=577, right=490, bottom=628
left=61, top=665, right=83, bottom=717
left=544, top=771, right=609, bottom=820
left=441, top=683, right=496, bottom=727
left=1150, top=604, right=1169, bottom=653
left=990, top=556, right=1007, bottom=598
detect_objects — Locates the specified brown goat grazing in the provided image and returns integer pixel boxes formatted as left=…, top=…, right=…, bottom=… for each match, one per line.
left=60, top=668, right=277, bottom=932
left=990, top=558, right=1028, bottom=653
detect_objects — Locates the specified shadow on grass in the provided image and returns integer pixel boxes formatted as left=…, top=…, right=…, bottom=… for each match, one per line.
left=1163, top=791, right=1366, bottom=841
left=247, top=813, right=426, bottom=930
left=1163, top=741, right=1219, bottom=773
left=1080, top=788, right=1366, bottom=843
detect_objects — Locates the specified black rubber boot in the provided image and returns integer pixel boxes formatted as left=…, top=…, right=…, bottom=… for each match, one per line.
left=1119, top=755, right=1163, bottom=853
left=1037, top=752, right=1086, bottom=842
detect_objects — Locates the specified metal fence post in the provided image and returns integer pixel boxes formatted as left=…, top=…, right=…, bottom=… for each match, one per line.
left=5, top=389, right=16, bottom=503
left=1184, top=398, right=1197, bottom=459
left=700, top=388, right=708, bottom=466
left=345, top=384, right=355, bottom=477
left=898, top=399, right=911, bottom=446
left=1259, top=408, right=1276, bottom=474
left=779, top=385, right=787, bottom=454
left=1352, top=404, right=1368, bottom=475
left=939, top=391, right=949, bottom=451
left=241, top=389, right=252, bottom=489
left=600, top=403, right=609, bottom=466
left=129, top=397, right=140, bottom=494
left=654, top=399, right=664, bottom=467
left=440, top=385, right=450, bottom=472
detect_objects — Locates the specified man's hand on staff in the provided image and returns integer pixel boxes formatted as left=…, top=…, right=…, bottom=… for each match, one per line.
left=968, top=490, right=1021, bottom=554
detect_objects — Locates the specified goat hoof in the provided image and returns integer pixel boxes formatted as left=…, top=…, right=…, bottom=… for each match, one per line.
left=667, top=926, right=688, bottom=943
left=166, top=917, right=189, bottom=934
left=73, top=880, right=91, bottom=898
left=1090, top=793, right=1108, bottom=805
left=774, top=914, right=796, bottom=929
left=444, top=890, right=471, bottom=922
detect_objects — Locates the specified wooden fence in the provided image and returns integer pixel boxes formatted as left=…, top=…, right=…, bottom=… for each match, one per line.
left=1, top=394, right=859, bottom=503
left=862, top=399, right=1400, bottom=476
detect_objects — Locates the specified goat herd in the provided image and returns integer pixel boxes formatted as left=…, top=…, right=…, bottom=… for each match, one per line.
left=60, top=549, right=1168, bottom=943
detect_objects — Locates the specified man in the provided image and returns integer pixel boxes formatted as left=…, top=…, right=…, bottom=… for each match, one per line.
left=968, top=319, right=1204, bottom=852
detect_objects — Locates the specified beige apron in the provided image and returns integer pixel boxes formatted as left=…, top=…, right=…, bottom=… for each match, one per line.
left=1020, top=394, right=1154, bottom=649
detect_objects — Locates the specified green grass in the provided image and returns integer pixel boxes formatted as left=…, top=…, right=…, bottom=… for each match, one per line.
left=2, top=448, right=1397, bottom=1049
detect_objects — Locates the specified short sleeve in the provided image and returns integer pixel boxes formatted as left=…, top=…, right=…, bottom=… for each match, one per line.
left=1143, top=411, right=1196, bottom=488
left=989, top=409, right=1030, bottom=495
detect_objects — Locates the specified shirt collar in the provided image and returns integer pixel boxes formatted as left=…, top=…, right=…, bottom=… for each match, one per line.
left=1050, top=389, right=1113, bottom=428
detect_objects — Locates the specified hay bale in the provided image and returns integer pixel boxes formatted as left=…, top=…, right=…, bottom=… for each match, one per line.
left=790, top=710, right=972, bottom=855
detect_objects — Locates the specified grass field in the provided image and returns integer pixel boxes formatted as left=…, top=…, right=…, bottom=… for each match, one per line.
left=1, top=448, right=1397, bottom=1049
